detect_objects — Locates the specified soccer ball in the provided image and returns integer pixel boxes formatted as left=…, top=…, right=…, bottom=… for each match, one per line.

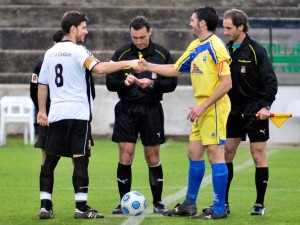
left=121, top=191, right=146, bottom=216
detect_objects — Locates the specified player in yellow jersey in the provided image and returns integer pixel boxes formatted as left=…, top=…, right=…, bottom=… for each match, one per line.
left=138, top=6, right=232, bottom=220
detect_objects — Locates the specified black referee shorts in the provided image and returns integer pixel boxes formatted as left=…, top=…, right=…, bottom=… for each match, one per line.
left=226, top=103, right=269, bottom=142
left=112, top=100, right=165, bottom=146
left=45, top=119, right=94, bottom=157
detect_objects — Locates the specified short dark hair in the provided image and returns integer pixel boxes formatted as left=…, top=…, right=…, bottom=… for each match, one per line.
left=52, top=30, right=64, bottom=42
left=192, top=6, right=219, bottom=32
left=61, top=11, right=88, bottom=34
left=223, top=9, right=249, bottom=32
left=129, top=16, right=151, bottom=31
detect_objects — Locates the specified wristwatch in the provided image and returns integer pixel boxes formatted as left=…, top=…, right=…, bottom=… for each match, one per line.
left=149, top=80, right=155, bottom=89
left=264, top=106, right=271, bottom=110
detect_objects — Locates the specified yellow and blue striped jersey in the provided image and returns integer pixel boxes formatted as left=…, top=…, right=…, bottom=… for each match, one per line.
left=175, top=34, right=231, bottom=101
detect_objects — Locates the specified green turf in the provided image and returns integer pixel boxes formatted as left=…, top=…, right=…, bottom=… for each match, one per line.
left=0, top=138, right=300, bottom=225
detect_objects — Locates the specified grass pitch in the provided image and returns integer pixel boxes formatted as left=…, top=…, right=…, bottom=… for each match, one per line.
left=0, top=138, right=299, bottom=225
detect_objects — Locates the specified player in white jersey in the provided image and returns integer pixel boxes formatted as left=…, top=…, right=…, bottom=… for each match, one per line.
left=37, top=11, right=140, bottom=220
left=39, top=41, right=95, bottom=123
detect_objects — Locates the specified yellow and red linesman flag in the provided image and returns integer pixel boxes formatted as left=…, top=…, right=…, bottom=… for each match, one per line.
left=256, top=113, right=293, bottom=128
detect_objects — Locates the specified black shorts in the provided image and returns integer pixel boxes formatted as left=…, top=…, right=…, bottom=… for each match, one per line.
left=34, top=125, right=48, bottom=149
left=112, top=100, right=165, bottom=146
left=226, top=103, right=269, bottom=142
left=45, top=119, right=94, bottom=157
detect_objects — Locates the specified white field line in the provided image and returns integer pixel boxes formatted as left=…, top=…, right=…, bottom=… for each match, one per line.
left=119, top=149, right=279, bottom=225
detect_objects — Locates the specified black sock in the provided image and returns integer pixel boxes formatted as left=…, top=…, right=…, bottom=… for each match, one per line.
left=149, top=163, right=163, bottom=203
left=225, top=162, right=233, bottom=204
left=255, top=167, right=269, bottom=205
left=117, top=163, right=132, bottom=200
left=40, top=155, right=60, bottom=193
left=40, top=199, right=52, bottom=211
left=73, top=156, right=89, bottom=211
left=40, top=155, right=60, bottom=211
left=40, top=155, right=60, bottom=210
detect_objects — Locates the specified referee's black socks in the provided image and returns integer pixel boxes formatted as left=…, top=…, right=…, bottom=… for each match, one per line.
left=117, top=163, right=132, bottom=200
left=255, top=167, right=269, bottom=205
left=149, top=163, right=163, bottom=203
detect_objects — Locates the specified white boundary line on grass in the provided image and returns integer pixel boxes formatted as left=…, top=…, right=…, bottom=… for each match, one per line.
left=120, top=149, right=279, bottom=225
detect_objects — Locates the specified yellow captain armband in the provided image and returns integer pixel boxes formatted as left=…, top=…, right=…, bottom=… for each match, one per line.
left=84, top=55, right=100, bottom=70
left=217, top=60, right=231, bottom=76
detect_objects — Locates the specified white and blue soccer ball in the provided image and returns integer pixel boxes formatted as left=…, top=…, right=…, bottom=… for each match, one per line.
left=121, top=191, right=146, bottom=216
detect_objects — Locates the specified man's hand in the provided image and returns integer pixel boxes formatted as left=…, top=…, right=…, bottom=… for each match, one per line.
left=128, top=59, right=140, bottom=69
left=257, top=107, right=271, bottom=120
left=134, top=58, right=147, bottom=73
left=124, top=74, right=138, bottom=86
left=187, top=104, right=206, bottom=122
left=135, top=78, right=153, bottom=89
left=37, top=112, right=49, bottom=127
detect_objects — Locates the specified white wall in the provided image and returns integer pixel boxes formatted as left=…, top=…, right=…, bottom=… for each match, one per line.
left=269, top=86, right=300, bottom=144
left=0, top=84, right=299, bottom=145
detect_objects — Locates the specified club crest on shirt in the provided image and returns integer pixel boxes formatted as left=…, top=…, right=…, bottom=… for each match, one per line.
left=31, top=73, right=38, bottom=83
left=203, top=54, right=208, bottom=62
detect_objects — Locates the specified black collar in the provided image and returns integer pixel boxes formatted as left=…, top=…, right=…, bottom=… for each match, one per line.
left=228, top=34, right=251, bottom=50
left=130, top=39, right=156, bottom=57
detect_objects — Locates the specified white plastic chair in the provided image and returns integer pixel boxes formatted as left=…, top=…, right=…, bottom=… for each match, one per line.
left=0, top=96, right=35, bottom=146
left=286, top=99, right=300, bottom=118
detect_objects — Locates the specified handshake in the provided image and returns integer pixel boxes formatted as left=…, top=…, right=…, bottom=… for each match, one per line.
left=129, top=58, right=148, bottom=74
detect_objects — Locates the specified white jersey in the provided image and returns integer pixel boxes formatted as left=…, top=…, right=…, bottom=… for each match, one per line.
left=38, top=41, right=99, bottom=122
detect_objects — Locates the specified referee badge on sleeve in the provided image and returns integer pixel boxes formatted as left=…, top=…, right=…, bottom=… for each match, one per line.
left=151, top=72, right=157, bottom=79
left=241, top=66, right=246, bottom=74
left=31, top=73, right=38, bottom=83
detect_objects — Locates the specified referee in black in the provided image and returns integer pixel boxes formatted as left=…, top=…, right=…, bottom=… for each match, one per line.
left=222, top=9, right=278, bottom=216
left=106, top=16, right=177, bottom=214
